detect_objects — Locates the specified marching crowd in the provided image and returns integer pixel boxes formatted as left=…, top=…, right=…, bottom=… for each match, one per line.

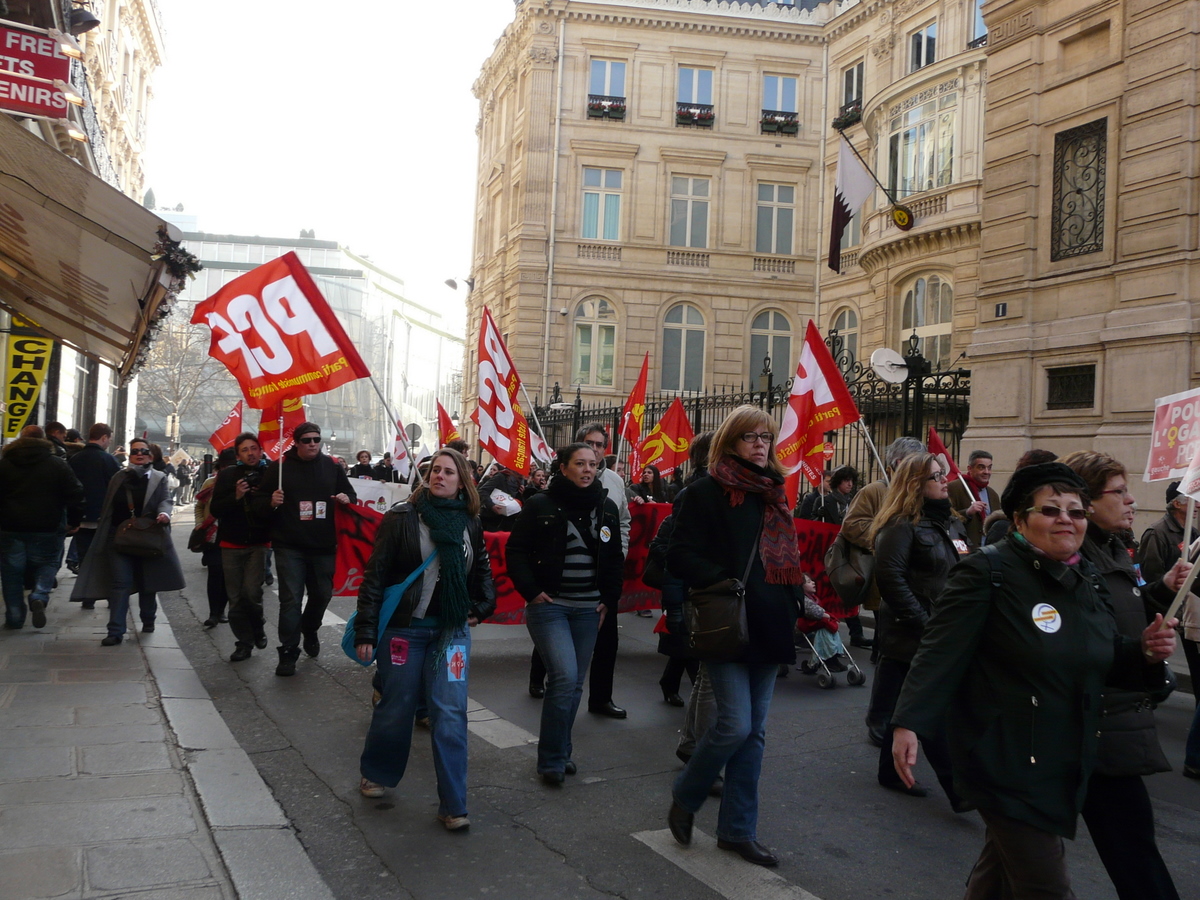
left=2, top=407, right=1198, bottom=898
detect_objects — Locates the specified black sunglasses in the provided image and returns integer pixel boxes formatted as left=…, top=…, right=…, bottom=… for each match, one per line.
left=296, top=436, right=322, bottom=444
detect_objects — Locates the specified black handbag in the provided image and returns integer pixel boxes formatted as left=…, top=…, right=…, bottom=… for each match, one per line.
left=113, top=485, right=167, bottom=559
left=824, top=532, right=874, bottom=607
left=684, top=518, right=761, bottom=662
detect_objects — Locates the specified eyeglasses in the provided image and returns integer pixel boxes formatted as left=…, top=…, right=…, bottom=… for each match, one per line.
left=297, top=436, right=322, bottom=444
left=739, top=432, right=774, bottom=445
left=1025, top=505, right=1090, bottom=521
left=583, top=440, right=606, bottom=449
left=129, top=448, right=151, bottom=456
left=1098, top=487, right=1131, bottom=498
left=927, top=472, right=947, bottom=483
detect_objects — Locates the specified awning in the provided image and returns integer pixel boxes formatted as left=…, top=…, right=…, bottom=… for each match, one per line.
left=0, top=113, right=173, bottom=381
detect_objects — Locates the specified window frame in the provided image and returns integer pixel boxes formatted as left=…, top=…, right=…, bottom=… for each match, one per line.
left=831, top=307, right=859, bottom=364
left=755, top=183, right=796, bottom=256
left=909, top=22, right=937, bottom=73
left=900, top=274, right=954, bottom=370
left=661, top=303, right=706, bottom=393
left=887, top=91, right=956, bottom=197
left=589, top=59, right=627, bottom=99
left=677, top=66, right=714, bottom=105
left=581, top=167, right=623, bottom=242
left=842, top=61, right=864, bottom=108
left=571, top=297, right=618, bottom=387
left=669, top=176, right=711, bottom=249
left=762, top=74, right=798, bottom=114
left=748, top=309, right=793, bottom=384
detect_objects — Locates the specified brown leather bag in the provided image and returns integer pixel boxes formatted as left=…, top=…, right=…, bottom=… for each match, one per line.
left=684, top=517, right=761, bottom=662
left=113, top=485, right=167, bottom=559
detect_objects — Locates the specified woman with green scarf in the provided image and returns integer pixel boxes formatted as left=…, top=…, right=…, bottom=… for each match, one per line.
left=354, top=448, right=496, bottom=830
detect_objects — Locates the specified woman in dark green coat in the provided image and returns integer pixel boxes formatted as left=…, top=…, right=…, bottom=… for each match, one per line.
left=890, top=463, right=1178, bottom=899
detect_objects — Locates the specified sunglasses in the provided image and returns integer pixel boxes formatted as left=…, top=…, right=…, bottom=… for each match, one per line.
left=1025, top=505, right=1090, bottom=521
left=129, top=448, right=151, bottom=456
left=296, top=436, right=322, bottom=444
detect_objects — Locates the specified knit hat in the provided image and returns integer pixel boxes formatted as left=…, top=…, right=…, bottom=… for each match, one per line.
left=1166, top=481, right=1182, bottom=504
left=292, top=422, right=321, bottom=441
left=999, top=462, right=1089, bottom=519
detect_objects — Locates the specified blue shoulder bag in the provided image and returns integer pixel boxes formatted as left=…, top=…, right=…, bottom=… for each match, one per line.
left=341, top=551, right=438, bottom=667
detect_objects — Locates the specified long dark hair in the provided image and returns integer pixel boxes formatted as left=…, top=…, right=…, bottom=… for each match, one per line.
left=638, top=465, right=665, bottom=501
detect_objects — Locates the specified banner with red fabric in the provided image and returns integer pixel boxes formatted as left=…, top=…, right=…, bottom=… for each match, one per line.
left=926, top=426, right=963, bottom=482
left=637, top=397, right=694, bottom=476
left=257, top=397, right=306, bottom=461
left=437, top=400, right=461, bottom=447
left=190, top=251, right=371, bottom=409
left=471, top=306, right=532, bottom=475
left=208, top=400, right=243, bottom=452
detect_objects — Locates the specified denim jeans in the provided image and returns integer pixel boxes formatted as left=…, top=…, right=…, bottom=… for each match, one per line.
left=1, top=531, right=63, bottom=626
left=678, top=662, right=718, bottom=759
left=106, top=551, right=158, bottom=638
left=525, top=602, right=600, bottom=775
left=222, top=546, right=266, bottom=647
left=67, top=528, right=96, bottom=569
left=273, top=547, right=335, bottom=651
left=673, top=660, right=777, bottom=843
left=359, top=623, right=471, bottom=817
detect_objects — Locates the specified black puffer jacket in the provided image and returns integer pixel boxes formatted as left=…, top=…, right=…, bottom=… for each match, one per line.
left=874, top=508, right=968, bottom=663
left=0, top=437, right=84, bottom=532
left=209, top=464, right=273, bottom=546
left=1081, top=525, right=1172, bottom=776
left=353, top=503, right=496, bottom=642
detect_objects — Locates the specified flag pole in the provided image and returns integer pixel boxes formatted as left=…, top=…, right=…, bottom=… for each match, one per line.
left=278, top=413, right=285, bottom=491
left=855, top=420, right=889, bottom=485
left=1164, top=497, right=1200, bottom=623
left=365, top=371, right=412, bottom=463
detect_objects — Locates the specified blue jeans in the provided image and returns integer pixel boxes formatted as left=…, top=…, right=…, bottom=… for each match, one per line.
left=1186, top=700, right=1200, bottom=770
left=673, top=660, right=777, bottom=843
left=274, top=547, right=335, bottom=651
left=525, top=602, right=600, bottom=774
left=1, top=531, right=63, bottom=626
left=67, top=528, right=95, bottom=568
left=106, top=551, right=158, bottom=638
left=359, top=624, right=471, bottom=817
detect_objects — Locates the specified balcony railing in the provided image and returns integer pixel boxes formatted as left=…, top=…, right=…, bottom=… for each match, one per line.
left=833, top=99, right=862, bottom=130
left=667, top=250, right=709, bottom=267
left=754, top=257, right=795, bottom=273
left=760, top=110, right=799, bottom=135
left=888, top=192, right=946, bottom=227
left=838, top=250, right=860, bottom=270
left=578, top=243, right=621, bottom=261
left=676, top=102, right=715, bottom=127
left=967, top=34, right=988, bottom=49
left=587, top=94, right=626, bottom=120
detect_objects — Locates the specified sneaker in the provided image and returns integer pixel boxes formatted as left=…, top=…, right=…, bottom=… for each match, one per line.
left=230, top=645, right=252, bottom=662
left=438, top=814, right=470, bottom=831
left=141, top=622, right=155, bottom=633
left=276, top=649, right=298, bottom=676
left=359, top=778, right=386, bottom=798
left=302, top=632, right=320, bottom=657
left=254, top=631, right=268, bottom=650
left=100, top=635, right=122, bottom=646
left=28, top=598, right=46, bottom=629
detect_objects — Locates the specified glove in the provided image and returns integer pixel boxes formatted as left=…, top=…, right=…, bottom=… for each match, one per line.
left=665, top=610, right=685, bottom=636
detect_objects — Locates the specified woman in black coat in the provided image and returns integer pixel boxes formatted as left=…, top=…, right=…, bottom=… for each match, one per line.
left=1061, top=451, right=1185, bottom=900
left=665, top=406, right=805, bottom=868
left=507, top=443, right=623, bottom=785
left=349, top=450, right=374, bottom=479
left=353, top=448, right=496, bottom=830
left=630, top=464, right=667, bottom=505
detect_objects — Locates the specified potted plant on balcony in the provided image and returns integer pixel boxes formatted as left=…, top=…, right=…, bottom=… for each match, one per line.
left=760, top=113, right=779, bottom=133
left=694, top=108, right=714, bottom=126
left=832, top=103, right=862, bottom=131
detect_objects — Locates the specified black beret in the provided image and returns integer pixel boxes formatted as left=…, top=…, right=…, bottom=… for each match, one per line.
left=1167, top=481, right=1182, bottom=504
left=292, top=421, right=321, bottom=440
left=1000, top=462, right=1089, bottom=519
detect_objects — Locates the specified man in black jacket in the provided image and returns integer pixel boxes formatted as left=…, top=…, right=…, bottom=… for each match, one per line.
left=0, top=425, right=84, bottom=628
left=66, top=423, right=121, bottom=580
left=265, top=422, right=356, bottom=675
left=211, top=432, right=274, bottom=663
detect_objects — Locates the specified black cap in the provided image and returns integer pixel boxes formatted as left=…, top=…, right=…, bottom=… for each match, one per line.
left=1000, top=462, right=1089, bottom=519
left=292, top=421, right=321, bottom=441
left=1167, top=481, right=1182, bottom=504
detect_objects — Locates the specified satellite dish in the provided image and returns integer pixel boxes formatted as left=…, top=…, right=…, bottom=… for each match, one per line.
left=870, top=348, right=909, bottom=384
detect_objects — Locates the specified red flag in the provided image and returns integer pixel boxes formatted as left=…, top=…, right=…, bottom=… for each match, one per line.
left=437, top=400, right=461, bottom=447
left=257, top=397, right=306, bottom=461
left=208, top=400, right=243, bottom=452
left=777, top=321, right=860, bottom=488
left=619, top=353, right=649, bottom=445
left=190, top=252, right=370, bottom=409
left=638, top=398, right=694, bottom=477
left=926, top=427, right=963, bottom=482
left=470, top=307, right=532, bottom=475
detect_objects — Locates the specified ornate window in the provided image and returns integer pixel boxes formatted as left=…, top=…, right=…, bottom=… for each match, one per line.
left=572, top=298, right=617, bottom=386
left=749, top=310, right=792, bottom=384
left=581, top=167, right=622, bottom=241
left=843, top=61, right=864, bottom=107
left=1051, top=119, right=1106, bottom=261
left=888, top=91, right=955, bottom=197
left=755, top=184, right=794, bottom=255
left=901, top=274, right=954, bottom=370
left=910, top=22, right=937, bottom=72
left=1047, top=364, right=1096, bottom=410
left=832, top=307, right=859, bottom=363
left=662, top=303, right=705, bottom=392
left=670, top=176, right=710, bottom=248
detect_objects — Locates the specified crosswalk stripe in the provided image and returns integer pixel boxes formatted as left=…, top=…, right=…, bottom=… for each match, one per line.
left=632, top=828, right=823, bottom=900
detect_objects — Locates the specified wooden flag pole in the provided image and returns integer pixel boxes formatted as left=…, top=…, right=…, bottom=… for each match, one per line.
left=278, top=413, right=285, bottom=491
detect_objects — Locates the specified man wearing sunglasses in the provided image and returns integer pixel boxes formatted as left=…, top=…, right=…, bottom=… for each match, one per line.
left=263, top=422, right=356, bottom=676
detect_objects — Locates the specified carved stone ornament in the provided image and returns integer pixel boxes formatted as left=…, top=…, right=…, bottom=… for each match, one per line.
left=871, top=32, right=896, bottom=59
left=537, top=21, right=554, bottom=34
left=529, top=45, right=559, bottom=65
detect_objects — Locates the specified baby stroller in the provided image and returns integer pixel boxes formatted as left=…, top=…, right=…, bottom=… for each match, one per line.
left=794, top=616, right=866, bottom=689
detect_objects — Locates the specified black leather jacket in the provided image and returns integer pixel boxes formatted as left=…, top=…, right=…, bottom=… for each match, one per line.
left=353, top=503, right=496, bottom=644
left=874, top=513, right=967, bottom=662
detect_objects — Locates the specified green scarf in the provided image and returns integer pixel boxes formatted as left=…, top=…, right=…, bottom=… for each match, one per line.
left=413, top=492, right=472, bottom=647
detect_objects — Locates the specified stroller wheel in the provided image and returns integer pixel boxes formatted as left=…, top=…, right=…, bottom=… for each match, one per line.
left=846, top=668, right=867, bottom=686
left=799, top=660, right=818, bottom=675
left=816, top=672, right=835, bottom=690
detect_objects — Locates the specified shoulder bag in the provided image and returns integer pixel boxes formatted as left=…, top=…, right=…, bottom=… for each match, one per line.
left=113, top=485, right=168, bottom=559
left=684, top=517, right=762, bottom=662
left=341, top=550, right=438, bottom=667
left=824, top=532, right=874, bottom=607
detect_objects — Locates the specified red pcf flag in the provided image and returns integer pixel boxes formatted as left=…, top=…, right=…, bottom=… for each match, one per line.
left=638, top=398, right=694, bottom=477
left=927, top=427, right=963, bottom=482
left=190, top=252, right=371, bottom=409
left=471, top=307, right=531, bottom=475
left=257, top=397, right=306, bottom=461
left=777, top=321, right=860, bottom=487
left=437, top=400, right=461, bottom=447
left=620, top=353, right=649, bottom=445
left=209, top=400, right=243, bottom=452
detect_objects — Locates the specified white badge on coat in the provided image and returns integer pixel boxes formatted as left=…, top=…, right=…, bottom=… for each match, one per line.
left=600, top=525, right=612, bottom=543
left=1031, top=603, right=1062, bottom=634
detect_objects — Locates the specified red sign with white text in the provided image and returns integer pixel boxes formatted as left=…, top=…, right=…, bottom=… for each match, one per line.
left=190, top=252, right=371, bottom=409
left=1144, top=386, right=1200, bottom=482
left=0, top=23, right=71, bottom=81
left=0, top=71, right=69, bottom=118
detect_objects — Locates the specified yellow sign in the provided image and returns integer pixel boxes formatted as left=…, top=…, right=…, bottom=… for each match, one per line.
left=3, top=320, right=53, bottom=439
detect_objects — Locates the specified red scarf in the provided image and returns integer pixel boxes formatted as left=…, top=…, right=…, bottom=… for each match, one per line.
left=711, top=456, right=804, bottom=585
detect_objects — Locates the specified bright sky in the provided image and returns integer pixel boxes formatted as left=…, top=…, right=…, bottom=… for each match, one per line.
left=144, top=0, right=519, bottom=331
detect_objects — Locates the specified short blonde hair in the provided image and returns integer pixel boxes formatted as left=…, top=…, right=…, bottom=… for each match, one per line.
left=709, top=405, right=783, bottom=477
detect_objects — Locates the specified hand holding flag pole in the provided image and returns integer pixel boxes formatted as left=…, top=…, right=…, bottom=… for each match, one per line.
left=1164, top=446, right=1200, bottom=623
left=927, top=427, right=973, bottom=500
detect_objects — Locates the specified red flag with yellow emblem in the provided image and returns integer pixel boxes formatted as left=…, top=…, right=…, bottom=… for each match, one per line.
left=437, top=400, right=461, bottom=447
left=637, top=397, right=694, bottom=477
left=619, top=353, right=649, bottom=445
left=257, top=397, right=306, bottom=461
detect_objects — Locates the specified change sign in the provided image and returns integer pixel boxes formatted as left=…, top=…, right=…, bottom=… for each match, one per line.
left=3, top=320, right=53, bottom=439
left=1144, top=386, right=1200, bottom=482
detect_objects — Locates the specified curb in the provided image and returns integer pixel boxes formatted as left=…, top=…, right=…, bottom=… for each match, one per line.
left=139, top=610, right=335, bottom=900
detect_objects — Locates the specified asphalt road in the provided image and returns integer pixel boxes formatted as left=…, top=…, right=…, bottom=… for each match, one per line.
left=163, top=520, right=1200, bottom=900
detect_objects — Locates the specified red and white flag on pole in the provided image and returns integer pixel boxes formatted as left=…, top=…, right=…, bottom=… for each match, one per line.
left=470, top=307, right=532, bottom=475
left=827, top=136, right=875, bottom=273
left=257, top=397, right=306, bottom=461
left=926, top=427, right=964, bottom=483
left=208, top=400, right=243, bottom=452
left=777, top=321, right=860, bottom=503
left=190, top=252, right=371, bottom=409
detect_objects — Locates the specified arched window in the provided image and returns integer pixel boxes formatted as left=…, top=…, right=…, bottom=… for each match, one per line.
left=901, top=274, right=953, bottom=369
left=572, top=298, right=617, bottom=386
left=662, top=303, right=705, bottom=392
left=749, top=310, right=792, bottom=384
left=832, top=307, right=859, bottom=363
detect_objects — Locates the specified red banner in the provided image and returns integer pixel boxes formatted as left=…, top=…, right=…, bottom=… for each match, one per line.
left=1144, top=386, right=1200, bottom=482
left=437, top=400, right=461, bottom=446
left=471, top=307, right=532, bottom=475
left=190, top=252, right=370, bottom=409
left=926, top=426, right=963, bottom=482
left=257, top=397, right=306, bottom=461
left=638, top=397, right=694, bottom=477
left=620, top=353, right=649, bottom=445
left=208, top=400, right=243, bottom=452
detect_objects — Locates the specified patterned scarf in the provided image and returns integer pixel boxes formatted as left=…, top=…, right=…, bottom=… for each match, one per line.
left=413, top=492, right=471, bottom=648
left=711, top=455, right=804, bottom=584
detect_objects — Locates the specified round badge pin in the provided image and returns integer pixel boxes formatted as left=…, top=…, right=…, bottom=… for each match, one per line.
left=1031, top=603, right=1062, bottom=634
left=600, top=525, right=612, bottom=543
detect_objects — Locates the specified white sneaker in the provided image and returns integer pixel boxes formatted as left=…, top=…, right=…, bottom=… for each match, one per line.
left=438, top=814, right=470, bottom=831
left=359, top=778, right=385, bottom=798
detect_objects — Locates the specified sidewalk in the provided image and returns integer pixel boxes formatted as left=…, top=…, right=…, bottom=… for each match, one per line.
left=0, top=567, right=335, bottom=900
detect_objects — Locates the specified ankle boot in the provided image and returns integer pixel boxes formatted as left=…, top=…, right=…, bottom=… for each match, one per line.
left=275, top=647, right=300, bottom=676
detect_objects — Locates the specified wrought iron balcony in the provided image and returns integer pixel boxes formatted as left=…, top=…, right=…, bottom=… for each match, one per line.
left=676, top=102, right=714, bottom=127
left=832, top=99, right=862, bottom=131
left=967, top=34, right=989, bottom=49
left=760, top=110, right=799, bottom=135
left=587, top=94, right=626, bottom=120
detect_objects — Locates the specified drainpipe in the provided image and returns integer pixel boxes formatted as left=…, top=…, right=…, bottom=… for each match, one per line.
left=814, top=38, right=830, bottom=331
left=541, top=3, right=566, bottom=403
